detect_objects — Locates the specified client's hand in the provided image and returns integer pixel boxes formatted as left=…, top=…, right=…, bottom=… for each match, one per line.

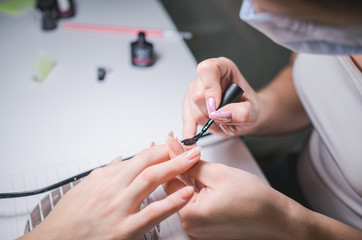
left=20, top=144, right=201, bottom=240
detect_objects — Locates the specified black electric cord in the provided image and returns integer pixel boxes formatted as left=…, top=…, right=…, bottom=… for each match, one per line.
left=0, top=156, right=133, bottom=199
left=0, top=133, right=212, bottom=199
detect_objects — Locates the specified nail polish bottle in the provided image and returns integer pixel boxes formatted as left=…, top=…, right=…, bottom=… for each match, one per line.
left=97, top=67, right=106, bottom=81
left=56, top=0, right=75, bottom=18
left=36, top=0, right=58, bottom=30
left=131, top=32, right=155, bottom=67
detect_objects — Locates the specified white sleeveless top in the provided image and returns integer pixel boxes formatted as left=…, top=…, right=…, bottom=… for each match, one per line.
left=293, top=54, right=362, bottom=229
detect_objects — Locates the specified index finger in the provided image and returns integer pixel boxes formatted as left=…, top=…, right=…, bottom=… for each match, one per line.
left=197, top=58, right=231, bottom=110
left=124, top=146, right=201, bottom=211
left=110, top=144, right=170, bottom=187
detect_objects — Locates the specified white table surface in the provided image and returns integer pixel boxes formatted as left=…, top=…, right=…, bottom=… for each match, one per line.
left=0, top=0, right=197, bottom=175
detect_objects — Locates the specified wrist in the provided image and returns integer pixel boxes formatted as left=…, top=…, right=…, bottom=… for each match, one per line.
left=249, top=90, right=272, bottom=135
left=266, top=188, right=362, bottom=240
left=259, top=188, right=312, bottom=240
left=281, top=196, right=313, bottom=240
left=276, top=193, right=332, bottom=240
left=287, top=202, right=362, bottom=240
left=21, top=219, right=65, bottom=240
left=18, top=226, right=56, bottom=240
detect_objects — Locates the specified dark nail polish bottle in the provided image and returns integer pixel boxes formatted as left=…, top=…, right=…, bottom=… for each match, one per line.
left=97, top=67, right=106, bottom=81
left=36, top=0, right=58, bottom=30
left=36, top=0, right=75, bottom=31
left=56, top=0, right=75, bottom=18
left=131, top=32, right=154, bottom=67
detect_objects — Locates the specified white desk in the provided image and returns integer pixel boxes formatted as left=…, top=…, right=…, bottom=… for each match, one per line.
left=0, top=1, right=266, bottom=239
left=0, top=0, right=198, bottom=174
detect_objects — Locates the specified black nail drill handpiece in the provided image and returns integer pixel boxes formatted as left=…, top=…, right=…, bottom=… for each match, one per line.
left=181, top=83, right=244, bottom=145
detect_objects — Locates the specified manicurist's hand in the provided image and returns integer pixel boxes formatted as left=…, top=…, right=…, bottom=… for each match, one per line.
left=165, top=137, right=292, bottom=240
left=20, top=144, right=201, bottom=240
left=183, top=57, right=263, bottom=138
left=165, top=137, right=362, bottom=240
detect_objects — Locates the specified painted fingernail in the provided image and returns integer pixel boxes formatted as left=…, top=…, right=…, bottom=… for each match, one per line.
left=209, top=110, right=232, bottom=122
left=184, top=146, right=201, bottom=161
left=220, top=124, right=236, bottom=136
left=178, top=186, right=194, bottom=200
left=207, top=97, right=216, bottom=115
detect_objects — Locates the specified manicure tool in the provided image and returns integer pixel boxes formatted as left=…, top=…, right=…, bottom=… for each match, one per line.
left=181, top=82, right=244, bottom=146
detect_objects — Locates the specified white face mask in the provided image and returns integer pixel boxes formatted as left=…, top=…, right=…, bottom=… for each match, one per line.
left=240, top=0, right=362, bottom=54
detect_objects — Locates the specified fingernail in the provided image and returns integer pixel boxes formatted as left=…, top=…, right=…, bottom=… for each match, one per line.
left=177, top=174, right=193, bottom=186
left=207, top=97, right=216, bottom=115
left=184, top=146, right=201, bottom=160
left=178, top=186, right=194, bottom=200
left=110, top=157, right=123, bottom=165
left=220, top=124, right=236, bottom=136
left=166, top=135, right=172, bottom=144
left=209, top=110, right=232, bottom=122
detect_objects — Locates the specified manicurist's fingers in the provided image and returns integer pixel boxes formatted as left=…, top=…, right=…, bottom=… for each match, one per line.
left=183, top=99, right=211, bottom=139
left=197, top=59, right=224, bottom=109
left=210, top=102, right=254, bottom=127
left=125, top=146, right=201, bottom=210
left=184, top=160, right=223, bottom=186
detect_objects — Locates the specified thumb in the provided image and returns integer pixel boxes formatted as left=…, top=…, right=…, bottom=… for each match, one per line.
left=209, top=101, right=254, bottom=125
left=163, top=177, right=187, bottom=196
left=184, top=160, right=220, bottom=186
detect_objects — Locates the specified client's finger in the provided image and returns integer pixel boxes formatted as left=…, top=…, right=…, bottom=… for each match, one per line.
left=131, top=186, right=194, bottom=236
left=125, top=146, right=201, bottom=210
left=166, top=136, right=185, bottom=158
left=113, top=144, right=170, bottom=185
left=163, top=177, right=187, bottom=196
left=109, top=156, right=123, bottom=165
